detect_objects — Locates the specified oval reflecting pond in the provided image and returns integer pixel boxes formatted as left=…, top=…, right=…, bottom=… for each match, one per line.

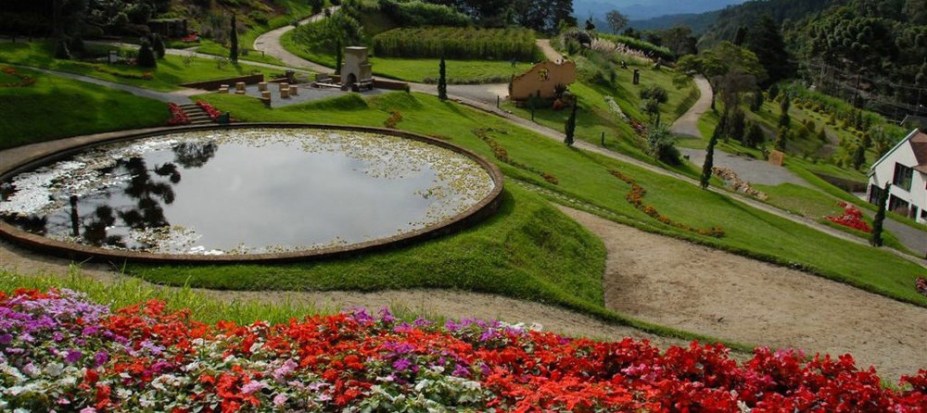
left=0, top=128, right=497, bottom=255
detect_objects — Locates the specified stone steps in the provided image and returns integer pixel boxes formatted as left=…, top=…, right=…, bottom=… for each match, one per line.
left=178, top=103, right=214, bottom=125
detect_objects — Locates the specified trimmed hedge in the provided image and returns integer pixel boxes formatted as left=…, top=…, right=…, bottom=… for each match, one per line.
left=599, top=34, right=674, bottom=61
left=373, top=27, right=537, bottom=61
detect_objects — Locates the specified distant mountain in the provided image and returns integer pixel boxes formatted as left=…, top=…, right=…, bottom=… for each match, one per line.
left=697, top=0, right=842, bottom=47
left=628, top=11, right=722, bottom=34
left=573, top=0, right=748, bottom=20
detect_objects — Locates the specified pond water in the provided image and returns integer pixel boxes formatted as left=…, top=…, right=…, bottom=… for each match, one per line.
left=0, top=129, right=496, bottom=255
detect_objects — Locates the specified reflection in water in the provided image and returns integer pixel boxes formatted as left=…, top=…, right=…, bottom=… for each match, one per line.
left=0, top=130, right=495, bottom=255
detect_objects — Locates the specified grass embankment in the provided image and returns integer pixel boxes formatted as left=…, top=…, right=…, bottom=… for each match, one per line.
left=0, top=67, right=168, bottom=149
left=501, top=58, right=700, bottom=174
left=279, top=29, right=535, bottom=84
left=0, top=41, right=281, bottom=92
left=157, top=91, right=927, bottom=307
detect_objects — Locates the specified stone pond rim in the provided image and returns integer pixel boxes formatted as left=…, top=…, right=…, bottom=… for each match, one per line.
left=0, top=123, right=504, bottom=264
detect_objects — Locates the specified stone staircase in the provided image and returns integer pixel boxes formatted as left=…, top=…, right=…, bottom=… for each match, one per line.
left=178, top=103, right=214, bottom=125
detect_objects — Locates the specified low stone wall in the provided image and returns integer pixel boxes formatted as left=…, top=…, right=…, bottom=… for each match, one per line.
left=0, top=124, right=504, bottom=265
left=181, top=74, right=265, bottom=91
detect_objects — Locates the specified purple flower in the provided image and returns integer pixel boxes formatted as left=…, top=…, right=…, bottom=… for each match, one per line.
left=349, top=307, right=374, bottom=325
left=65, top=349, right=82, bottom=364
left=392, top=358, right=412, bottom=371
left=413, top=317, right=432, bottom=328
left=0, top=333, right=11, bottom=344
left=94, top=350, right=109, bottom=367
left=241, top=380, right=265, bottom=395
left=452, top=364, right=470, bottom=377
left=378, top=307, right=395, bottom=324
left=273, top=393, right=288, bottom=407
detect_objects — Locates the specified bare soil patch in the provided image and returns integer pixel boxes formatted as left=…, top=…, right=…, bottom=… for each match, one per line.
left=559, top=206, right=927, bottom=380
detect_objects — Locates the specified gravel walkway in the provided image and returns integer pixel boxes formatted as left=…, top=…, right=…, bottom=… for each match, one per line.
left=670, top=76, right=711, bottom=138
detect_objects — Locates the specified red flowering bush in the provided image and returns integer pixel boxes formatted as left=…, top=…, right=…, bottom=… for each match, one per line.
left=196, top=100, right=223, bottom=121
left=826, top=202, right=871, bottom=233
left=2, top=289, right=925, bottom=412
left=916, top=277, right=927, bottom=298
left=167, top=103, right=190, bottom=126
left=611, top=169, right=725, bottom=238
left=0, top=66, right=36, bottom=88
left=474, top=128, right=560, bottom=185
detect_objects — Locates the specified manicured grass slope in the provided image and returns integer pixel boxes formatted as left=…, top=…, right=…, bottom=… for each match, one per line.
left=0, top=68, right=167, bottom=149
left=135, top=186, right=609, bottom=312
left=279, top=30, right=532, bottom=84
left=0, top=41, right=282, bottom=92
left=162, top=92, right=927, bottom=306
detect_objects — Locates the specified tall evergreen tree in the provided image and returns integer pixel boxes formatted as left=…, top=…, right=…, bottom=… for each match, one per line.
left=744, top=15, right=794, bottom=87
left=564, top=101, right=578, bottom=146
left=870, top=183, right=891, bottom=247
left=732, top=26, right=748, bottom=46
left=851, top=141, right=867, bottom=170
left=335, top=38, right=343, bottom=75
left=744, top=122, right=765, bottom=148
left=778, top=94, right=791, bottom=128
left=229, top=14, right=239, bottom=62
left=438, top=56, right=448, bottom=100
left=151, top=34, right=166, bottom=59
left=137, top=40, right=157, bottom=68
left=701, top=124, right=721, bottom=189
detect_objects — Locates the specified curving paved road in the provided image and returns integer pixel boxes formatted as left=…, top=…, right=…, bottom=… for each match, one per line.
left=670, top=75, right=711, bottom=138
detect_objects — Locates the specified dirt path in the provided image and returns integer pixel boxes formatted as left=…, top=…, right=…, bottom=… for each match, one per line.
left=670, top=75, right=711, bottom=138
left=536, top=39, right=564, bottom=62
left=0, top=239, right=685, bottom=350
left=252, top=7, right=338, bottom=72
left=558, top=206, right=927, bottom=381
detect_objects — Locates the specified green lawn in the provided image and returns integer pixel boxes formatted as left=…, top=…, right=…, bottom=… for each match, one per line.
left=159, top=91, right=927, bottom=307
left=0, top=41, right=284, bottom=92
left=279, top=29, right=534, bottom=83
left=0, top=67, right=168, bottom=149
left=196, top=39, right=286, bottom=66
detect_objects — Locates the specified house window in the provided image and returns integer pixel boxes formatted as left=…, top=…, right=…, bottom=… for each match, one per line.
left=868, top=184, right=884, bottom=205
left=892, top=163, right=913, bottom=191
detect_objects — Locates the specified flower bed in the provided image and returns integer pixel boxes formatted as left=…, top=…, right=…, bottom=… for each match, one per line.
left=826, top=202, right=871, bottom=233
left=2, top=289, right=925, bottom=412
left=474, top=128, right=559, bottom=185
left=611, top=169, right=725, bottom=238
left=195, top=100, right=222, bottom=122
left=0, top=66, right=36, bottom=88
left=167, top=103, right=190, bottom=126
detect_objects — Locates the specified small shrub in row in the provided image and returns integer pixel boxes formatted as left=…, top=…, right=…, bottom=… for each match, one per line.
left=373, top=27, right=537, bottom=61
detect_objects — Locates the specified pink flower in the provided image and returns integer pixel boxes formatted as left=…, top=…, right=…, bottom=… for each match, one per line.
left=273, top=393, right=288, bottom=407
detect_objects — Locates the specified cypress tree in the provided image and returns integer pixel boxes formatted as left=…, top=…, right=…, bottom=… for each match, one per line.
left=564, top=101, right=578, bottom=146
left=744, top=122, right=765, bottom=148
left=152, top=34, right=166, bottom=59
left=437, top=56, right=447, bottom=100
left=229, top=14, right=239, bottom=62
left=779, top=94, right=791, bottom=128
left=335, top=39, right=342, bottom=75
left=775, top=126, right=789, bottom=150
left=851, top=141, right=867, bottom=170
left=701, top=124, right=721, bottom=189
left=870, top=183, right=891, bottom=247
left=137, top=40, right=157, bottom=68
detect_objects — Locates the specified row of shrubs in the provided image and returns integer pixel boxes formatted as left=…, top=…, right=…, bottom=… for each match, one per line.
left=378, top=0, right=470, bottom=27
left=598, top=33, right=675, bottom=62
left=372, top=27, right=538, bottom=61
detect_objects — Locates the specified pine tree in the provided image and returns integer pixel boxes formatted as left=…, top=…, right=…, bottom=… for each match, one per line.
left=335, top=39, right=343, bottom=75
left=729, top=109, right=746, bottom=142
left=775, top=126, right=789, bottom=150
left=137, top=40, right=157, bottom=68
left=870, top=183, right=891, bottom=247
left=564, top=101, right=578, bottom=146
left=744, top=122, right=765, bottom=148
left=437, top=56, right=447, bottom=101
left=778, top=94, right=791, bottom=128
left=229, top=14, right=239, bottom=62
left=701, top=124, right=721, bottom=189
left=151, top=34, right=166, bottom=59
left=750, top=90, right=764, bottom=112
left=851, top=141, right=867, bottom=170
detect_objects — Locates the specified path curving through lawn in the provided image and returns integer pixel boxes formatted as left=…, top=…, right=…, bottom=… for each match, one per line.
left=670, top=75, right=711, bottom=138
left=559, top=206, right=927, bottom=381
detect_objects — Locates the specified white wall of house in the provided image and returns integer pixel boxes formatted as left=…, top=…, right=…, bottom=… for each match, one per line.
left=867, top=130, right=927, bottom=223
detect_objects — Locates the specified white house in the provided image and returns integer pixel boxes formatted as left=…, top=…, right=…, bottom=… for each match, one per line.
left=867, top=129, right=927, bottom=223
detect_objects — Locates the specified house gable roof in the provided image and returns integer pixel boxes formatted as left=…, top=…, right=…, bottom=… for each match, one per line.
left=870, top=129, right=927, bottom=175
left=911, top=130, right=927, bottom=174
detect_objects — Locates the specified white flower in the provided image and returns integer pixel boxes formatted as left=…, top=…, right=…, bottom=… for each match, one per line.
left=44, top=362, right=64, bottom=377
left=116, top=388, right=133, bottom=399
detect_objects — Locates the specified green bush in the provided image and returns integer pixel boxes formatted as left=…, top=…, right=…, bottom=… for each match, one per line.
left=137, top=41, right=157, bottom=68
left=372, top=27, right=537, bottom=61
left=599, top=33, right=674, bottom=61
left=639, top=85, right=668, bottom=103
left=379, top=0, right=470, bottom=27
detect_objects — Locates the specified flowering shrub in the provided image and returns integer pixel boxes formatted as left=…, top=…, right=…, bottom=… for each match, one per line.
left=916, top=277, right=927, bottom=298
left=826, top=202, right=871, bottom=233
left=196, top=100, right=223, bottom=122
left=383, top=111, right=403, bottom=129
left=167, top=103, right=190, bottom=126
left=474, top=128, right=559, bottom=185
left=2, top=289, right=925, bottom=412
left=611, top=169, right=725, bottom=238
